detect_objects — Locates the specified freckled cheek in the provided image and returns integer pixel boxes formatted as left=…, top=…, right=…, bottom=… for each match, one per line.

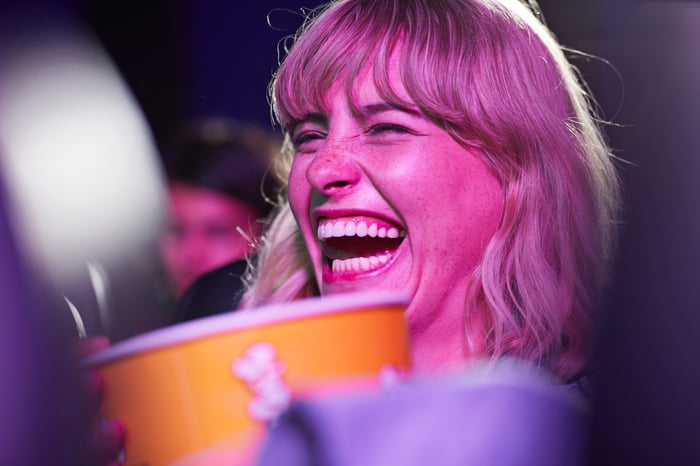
left=410, top=174, right=503, bottom=259
left=466, top=180, right=505, bottom=250
left=287, top=163, right=311, bottom=220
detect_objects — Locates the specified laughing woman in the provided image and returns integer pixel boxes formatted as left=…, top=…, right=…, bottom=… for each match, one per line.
left=241, top=0, right=620, bottom=384
left=89, top=0, right=621, bottom=463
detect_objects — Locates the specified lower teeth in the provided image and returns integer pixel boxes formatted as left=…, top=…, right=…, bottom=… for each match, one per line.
left=331, top=253, right=390, bottom=273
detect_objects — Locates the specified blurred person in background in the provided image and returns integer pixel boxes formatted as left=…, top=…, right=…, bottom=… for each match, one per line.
left=159, top=118, right=280, bottom=320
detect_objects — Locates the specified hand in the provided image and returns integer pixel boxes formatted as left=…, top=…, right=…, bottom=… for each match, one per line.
left=77, top=336, right=126, bottom=466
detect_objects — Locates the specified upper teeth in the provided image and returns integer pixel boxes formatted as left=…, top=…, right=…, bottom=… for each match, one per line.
left=317, top=219, right=406, bottom=240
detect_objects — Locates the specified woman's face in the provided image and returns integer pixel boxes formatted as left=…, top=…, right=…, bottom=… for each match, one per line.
left=160, top=182, right=261, bottom=295
left=287, top=61, right=504, bottom=372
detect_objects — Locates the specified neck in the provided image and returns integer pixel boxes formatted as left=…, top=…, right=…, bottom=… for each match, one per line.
left=409, top=313, right=473, bottom=375
left=407, top=298, right=487, bottom=376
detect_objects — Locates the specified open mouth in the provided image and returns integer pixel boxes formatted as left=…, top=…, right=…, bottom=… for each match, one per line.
left=317, top=216, right=406, bottom=276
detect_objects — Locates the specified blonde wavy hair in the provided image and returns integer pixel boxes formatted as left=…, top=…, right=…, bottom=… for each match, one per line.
left=241, top=0, right=620, bottom=381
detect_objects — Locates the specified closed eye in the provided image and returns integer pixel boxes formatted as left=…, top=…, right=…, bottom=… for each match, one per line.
left=367, top=123, right=413, bottom=135
left=292, top=130, right=326, bottom=153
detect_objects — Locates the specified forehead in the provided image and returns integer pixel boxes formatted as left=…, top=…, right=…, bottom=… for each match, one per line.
left=354, top=50, right=406, bottom=98
left=297, top=48, right=416, bottom=123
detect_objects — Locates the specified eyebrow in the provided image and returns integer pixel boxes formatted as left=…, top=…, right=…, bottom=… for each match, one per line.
left=291, top=102, right=423, bottom=132
left=290, top=112, right=327, bottom=133
left=359, top=102, right=422, bottom=118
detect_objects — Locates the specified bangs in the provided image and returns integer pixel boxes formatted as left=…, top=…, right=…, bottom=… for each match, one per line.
left=273, top=0, right=577, bottom=165
left=272, top=0, right=501, bottom=144
left=273, top=1, right=419, bottom=131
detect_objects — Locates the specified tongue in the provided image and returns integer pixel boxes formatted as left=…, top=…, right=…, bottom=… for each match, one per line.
left=323, top=236, right=402, bottom=260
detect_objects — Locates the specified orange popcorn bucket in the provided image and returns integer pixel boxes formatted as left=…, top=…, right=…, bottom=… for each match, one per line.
left=82, top=292, right=411, bottom=466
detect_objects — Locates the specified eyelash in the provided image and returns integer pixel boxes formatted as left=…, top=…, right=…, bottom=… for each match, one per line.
left=291, top=123, right=413, bottom=150
left=291, top=131, right=325, bottom=148
left=367, top=123, right=411, bottom=135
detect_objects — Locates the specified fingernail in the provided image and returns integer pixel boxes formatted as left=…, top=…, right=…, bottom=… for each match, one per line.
left=75, top=336, right=111, bottom=358
left=84, top=336, right=111, bottom=352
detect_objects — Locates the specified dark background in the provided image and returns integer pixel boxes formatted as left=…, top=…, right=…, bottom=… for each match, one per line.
left=78, top=0, right=325, bottom=145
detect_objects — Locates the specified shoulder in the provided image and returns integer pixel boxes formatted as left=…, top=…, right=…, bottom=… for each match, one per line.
left=175, top=259, right=249, bottom=322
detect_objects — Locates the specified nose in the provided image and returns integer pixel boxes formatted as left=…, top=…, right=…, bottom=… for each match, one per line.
left=306, top=143, right=361, bottom=197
